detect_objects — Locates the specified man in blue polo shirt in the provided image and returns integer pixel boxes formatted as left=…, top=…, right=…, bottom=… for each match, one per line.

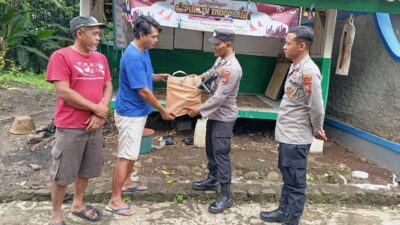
left=106, top=15, right=175, bottom=216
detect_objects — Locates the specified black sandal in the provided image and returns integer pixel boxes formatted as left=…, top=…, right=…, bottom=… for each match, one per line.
left=72, top=205, right=102, bottom=222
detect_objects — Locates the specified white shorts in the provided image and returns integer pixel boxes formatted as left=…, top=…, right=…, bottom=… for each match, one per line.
left=115, top=111, right=147, bottom=160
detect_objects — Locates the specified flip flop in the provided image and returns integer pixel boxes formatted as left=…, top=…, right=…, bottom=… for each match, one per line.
left=105, top=204, right=134, bottom=216
left=122, top=182, right=148, bottom=193
left=71, top=205, right=102, bottom=222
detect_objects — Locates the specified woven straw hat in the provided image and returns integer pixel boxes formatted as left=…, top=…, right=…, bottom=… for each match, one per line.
left=9, top=116, right=36, bottom=135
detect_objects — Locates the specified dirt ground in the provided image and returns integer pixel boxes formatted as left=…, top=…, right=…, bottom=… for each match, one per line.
left=0, top=82, right=396, bottom=193
left=1, top=201, right=400, bottom=225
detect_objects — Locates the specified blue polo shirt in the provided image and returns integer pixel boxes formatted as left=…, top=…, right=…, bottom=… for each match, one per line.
left=115, top=44, right=154, bottom=117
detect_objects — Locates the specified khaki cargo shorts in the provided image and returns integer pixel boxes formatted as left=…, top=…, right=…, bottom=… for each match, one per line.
left=49, top=127, right=104, bottom=185
left=115, top=111, right=147, bottom=160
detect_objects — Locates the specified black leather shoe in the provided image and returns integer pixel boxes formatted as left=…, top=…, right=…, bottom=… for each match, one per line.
left=208, top=194, right=233, bottom=214
left=282, top=215, right=300, bottom=225
left=208, top=184, right=233, bottom=214
left=192, top=177, right=219, bottom=191
left=260, top=208, right=286, bottom=222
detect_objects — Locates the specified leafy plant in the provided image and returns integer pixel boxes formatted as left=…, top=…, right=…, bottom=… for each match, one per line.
left=334, top=200, right=344, bottom=209
left=123, top=196, right=133, bottom=205
left=306, top=172, right=315, bottom=181
left=174, top=193, right=186, bottom=204
left=305, top=197, right=314, bottom=205
left=0, top=0, right=78, bottom=72
left=315, top=174, right=322, bottom=183
left=327, top=171, right=340, bottom=184
left=103, top=22, right=114, bottom=42
left=338, top=163, right=351, bottom=173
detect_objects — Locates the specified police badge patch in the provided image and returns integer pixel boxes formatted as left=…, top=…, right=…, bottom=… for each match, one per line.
left=222, top=71, right=230, bottom=84
left=303, top=74, right=312, bottom=93
left=286, top=86, right=295, bottom=99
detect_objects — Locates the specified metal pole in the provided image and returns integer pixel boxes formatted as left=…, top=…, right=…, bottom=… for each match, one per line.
left=80, top=0, right=92, bottom=16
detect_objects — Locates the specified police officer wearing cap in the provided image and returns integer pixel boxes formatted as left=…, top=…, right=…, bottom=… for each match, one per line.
left=185, top=28, right=242, bottom=214
left=259, top=26, right=327, bottom=225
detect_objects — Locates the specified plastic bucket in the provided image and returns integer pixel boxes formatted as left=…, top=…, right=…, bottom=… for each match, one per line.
left=139, top=128, right=155, bottom=154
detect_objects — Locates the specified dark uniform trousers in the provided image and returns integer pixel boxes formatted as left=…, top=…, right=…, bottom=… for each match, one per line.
left=278, top=143, right=311, bottom=218
left=206, top=119, right=236, bottom=185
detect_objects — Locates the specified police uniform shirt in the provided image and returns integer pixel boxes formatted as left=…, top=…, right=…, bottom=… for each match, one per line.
left=275, top=55, right=325, bottom=145
left=198, top=53, right=242, bottom=122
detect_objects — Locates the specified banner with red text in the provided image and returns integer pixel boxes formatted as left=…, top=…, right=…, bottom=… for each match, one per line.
left=121, top=0, right=299, bottom=37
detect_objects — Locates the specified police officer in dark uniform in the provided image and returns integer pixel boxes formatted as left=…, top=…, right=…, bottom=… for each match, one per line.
left=259, top=26, right=327, bottom=225
left=185, top=28, right=242, bottom=214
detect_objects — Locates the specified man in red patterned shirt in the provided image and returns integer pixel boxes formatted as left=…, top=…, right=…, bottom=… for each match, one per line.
left=45, top=16, right=113, bottom=225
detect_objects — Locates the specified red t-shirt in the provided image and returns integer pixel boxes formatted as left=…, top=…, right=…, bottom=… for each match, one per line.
left=46, top=47, right=112, bottom=128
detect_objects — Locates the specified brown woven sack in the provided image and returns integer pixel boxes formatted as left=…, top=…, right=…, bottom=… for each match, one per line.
left=166, top=74, right=202, bottom=117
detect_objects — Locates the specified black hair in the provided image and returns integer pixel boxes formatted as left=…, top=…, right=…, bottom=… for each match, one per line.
left=133, top=16, right=162, bottom=39
left=288, top=26, right=314, bottom=48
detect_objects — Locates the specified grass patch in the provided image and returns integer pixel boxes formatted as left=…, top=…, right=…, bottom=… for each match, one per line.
left=0, top=68, right=54, bottom=91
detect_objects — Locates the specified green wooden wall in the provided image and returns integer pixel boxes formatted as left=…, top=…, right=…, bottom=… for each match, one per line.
left=100, top=43, right=329, bottom=97
left=150, top=48, right=277, bottom=94
left=100, top=44, right=278, bottom=94
left=314, top=58, right=331, bottom=108
left=99, top=43, right=331, bottom=120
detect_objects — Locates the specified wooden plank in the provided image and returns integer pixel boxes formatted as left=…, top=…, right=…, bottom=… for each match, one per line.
left=264, top=63, right=290, bottom=100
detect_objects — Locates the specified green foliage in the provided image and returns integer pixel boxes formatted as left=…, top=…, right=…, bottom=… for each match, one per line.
left=206, top=194, right=216, bottom=204
left=306, top=172, right=314, bottom=181
left=0, top=0, right=79, bottom=72
left=103, top=22, right=114, bottom=42
left=327, top=171, right=340, bottom=184
left=122, top=196, right=133, bottom=205
left=0, top=66, right=53, bottom=90
left=305, top=197, right=314, bottom=205
left=334, top=200, right=344, bottom=209
left=174, top=193, right=186, bottom=204
left=338, top=163, right=351, bottom=173
left=315, top=174, right=322, bottom=183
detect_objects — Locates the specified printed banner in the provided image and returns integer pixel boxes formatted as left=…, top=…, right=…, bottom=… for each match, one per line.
left=114, top=0, right=131, bottom=49
left=121, top=0, right=299, bottom=37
